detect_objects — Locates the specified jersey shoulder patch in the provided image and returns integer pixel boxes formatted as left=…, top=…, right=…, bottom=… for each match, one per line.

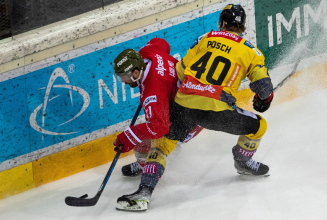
left=190, top=33, right=207, bottom=49
left=244, top=40, right=262, bottom=56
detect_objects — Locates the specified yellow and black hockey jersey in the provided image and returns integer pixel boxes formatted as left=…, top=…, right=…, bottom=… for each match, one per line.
left=175, top=31, right=273, bottom=112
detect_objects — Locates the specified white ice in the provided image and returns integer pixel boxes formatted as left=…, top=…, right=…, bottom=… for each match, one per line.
left=1, top=87, right=327, bottom=220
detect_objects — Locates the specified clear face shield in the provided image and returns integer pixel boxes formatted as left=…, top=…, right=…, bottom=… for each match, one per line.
left=115, top=68, right=143, bottom=85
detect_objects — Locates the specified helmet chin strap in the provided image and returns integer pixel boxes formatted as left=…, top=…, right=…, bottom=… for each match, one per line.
left=130, top=70, right=143, bottom=85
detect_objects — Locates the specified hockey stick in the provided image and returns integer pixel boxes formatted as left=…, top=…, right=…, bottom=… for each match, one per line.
left=273, top=48, right=308, bottom=92
left=65, top=103, right=143, bottom=207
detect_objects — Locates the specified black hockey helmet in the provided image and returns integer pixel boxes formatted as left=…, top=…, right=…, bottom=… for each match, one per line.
left=218, top=4, right=246, bottom=29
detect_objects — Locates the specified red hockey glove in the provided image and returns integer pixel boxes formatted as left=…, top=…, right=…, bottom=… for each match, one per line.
left=114, top=126, right=143, bottom=153
left=253, top=92, right=274, bottom=113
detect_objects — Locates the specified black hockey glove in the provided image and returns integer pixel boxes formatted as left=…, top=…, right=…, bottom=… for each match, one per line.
left=253, top=92, right=274, bottom=113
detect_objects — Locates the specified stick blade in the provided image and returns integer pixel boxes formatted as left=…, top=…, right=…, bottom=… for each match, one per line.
left=65, top=195, right=99, bottom=207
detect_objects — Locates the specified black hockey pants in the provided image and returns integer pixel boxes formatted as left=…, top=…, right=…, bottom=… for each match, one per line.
left=165, top=102, right=261, bottom=142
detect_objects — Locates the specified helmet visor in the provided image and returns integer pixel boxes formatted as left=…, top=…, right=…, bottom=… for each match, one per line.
left=115, top=70, right=133, bottom=82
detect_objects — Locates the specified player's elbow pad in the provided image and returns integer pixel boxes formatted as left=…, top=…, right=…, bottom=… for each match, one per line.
left=249, top=77, right=273, bottom=100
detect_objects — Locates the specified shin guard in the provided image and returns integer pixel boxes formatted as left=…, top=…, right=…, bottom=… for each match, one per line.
left=140, top=137, right=178, bottom=189
left=140, top=148, right=167, bottom=189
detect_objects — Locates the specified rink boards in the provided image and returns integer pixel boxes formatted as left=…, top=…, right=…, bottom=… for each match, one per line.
left=1, top=0, right=327, bottom=199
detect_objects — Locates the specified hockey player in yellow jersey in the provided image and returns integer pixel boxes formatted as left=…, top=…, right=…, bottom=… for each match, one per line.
left=116, top=4, right=273, bottom=212
left=171, top=4, right=274, bottom=175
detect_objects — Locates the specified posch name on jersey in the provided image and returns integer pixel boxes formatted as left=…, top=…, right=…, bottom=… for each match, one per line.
left=143, top=95, right=157, bottom=107
left=155, top=54, right=166, bottom=76
left=207, top=41, right=232, bottom=53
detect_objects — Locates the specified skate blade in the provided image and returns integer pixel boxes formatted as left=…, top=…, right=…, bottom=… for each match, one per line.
left=121, top=174, right=141, bottom=178
left=116, top=200, right=148, bottom=212
left=121, top=171, right=142, bottom=178
left=237, top=170, right=270, bottom=177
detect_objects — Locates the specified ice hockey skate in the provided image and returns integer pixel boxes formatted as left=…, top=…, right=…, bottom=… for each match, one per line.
left=116, top=185, right=153, bottom=212
left=121, top=161, right=143, bottom=177
left=232, top=145, right=269, bottom=176
left=234, top=158, right=269, bottom=176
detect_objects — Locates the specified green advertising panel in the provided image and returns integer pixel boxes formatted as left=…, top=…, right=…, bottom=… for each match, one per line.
left=255, top=0, right=327, bottom=69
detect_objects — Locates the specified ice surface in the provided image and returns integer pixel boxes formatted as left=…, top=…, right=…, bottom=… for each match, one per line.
left=1, top=88, right=327, bottom=220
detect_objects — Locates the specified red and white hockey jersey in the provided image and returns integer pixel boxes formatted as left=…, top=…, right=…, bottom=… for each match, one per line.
left=133, top=38, right=179, bottom=140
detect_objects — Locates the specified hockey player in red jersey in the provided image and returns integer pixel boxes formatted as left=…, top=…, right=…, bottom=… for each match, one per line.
left=112, top=38, right=203, bottom=209
left=113, top=38, right=203, bottom=177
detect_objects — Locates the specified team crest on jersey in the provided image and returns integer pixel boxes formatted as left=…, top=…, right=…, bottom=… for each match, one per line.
left=143, top=95, right=157, bottom=107
left=244, top=41, right=262, bottom=56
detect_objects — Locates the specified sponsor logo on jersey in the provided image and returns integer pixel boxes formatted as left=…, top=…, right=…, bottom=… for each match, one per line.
left=244, top=40, right=254, bottom=48
left=117, top=56, right=128, bottom=67
left=169, top=67, right=176, bottom=78
left=208, top=31, right=242, bottom=43
left=180, top=76, right=223, bottom=100
left=226, top=63, right=241, bottom=87
left=182, top=80, right=216, bottom=93
left=168, top=60, right=176, bottom=78
left=244, top=41, right=262, bottom=56
left=155, top=54, right=166, bottom=76
left=143, top=95, right=157, bottom=107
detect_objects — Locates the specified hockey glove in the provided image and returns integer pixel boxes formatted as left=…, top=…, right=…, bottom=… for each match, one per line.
left=114, top=126, right=143, bottom=153
left=253, top=92, right=274, bottom=113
